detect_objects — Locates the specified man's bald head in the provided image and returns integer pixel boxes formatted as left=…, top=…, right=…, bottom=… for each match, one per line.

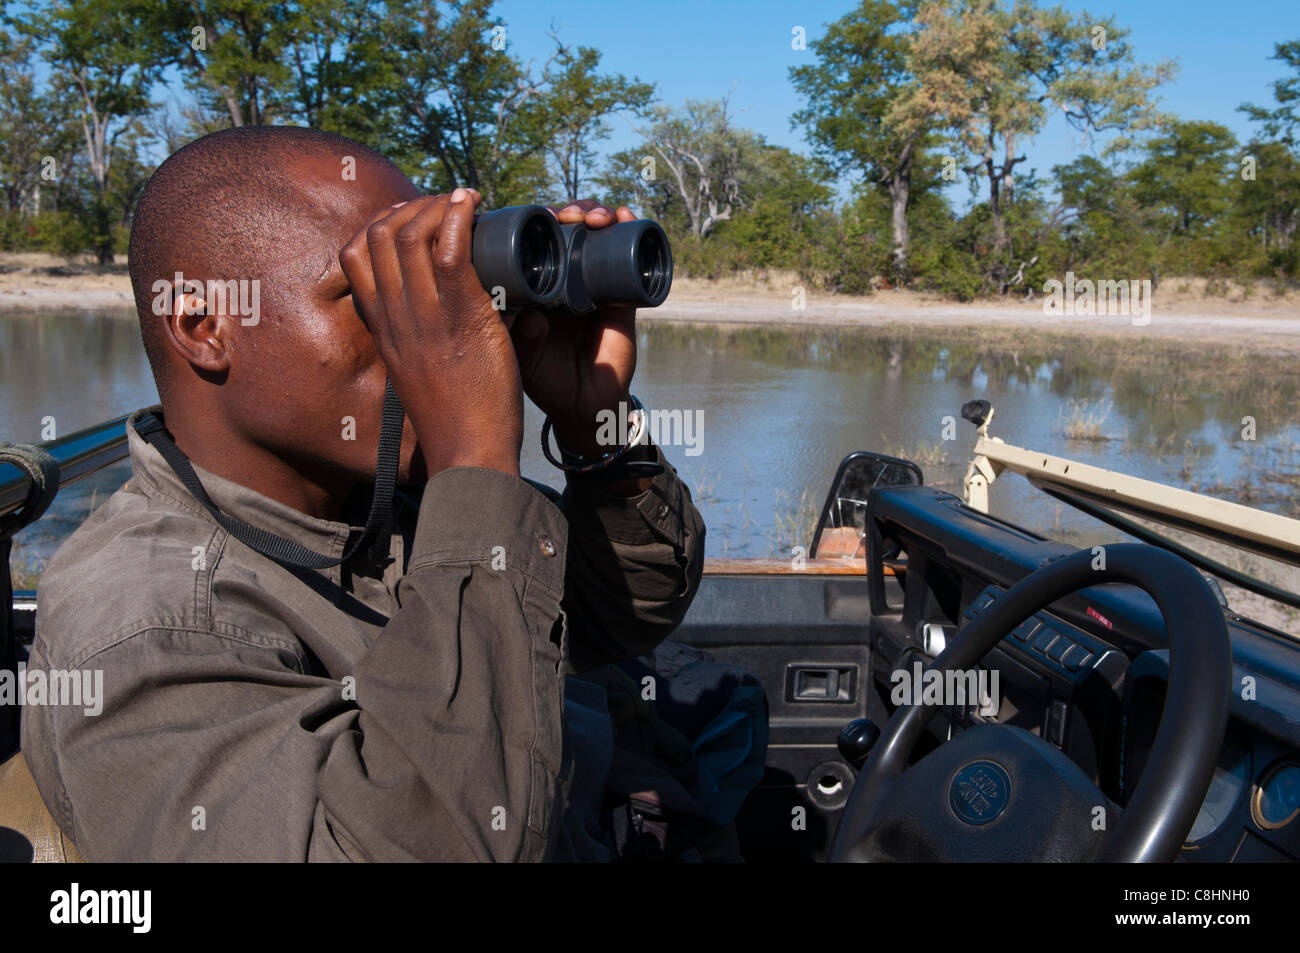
left=128, top=125, right=401, bottom=393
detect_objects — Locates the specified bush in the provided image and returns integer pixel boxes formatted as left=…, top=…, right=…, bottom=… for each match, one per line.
left=0, top=212, right=35, bottom=251
left=31, top=211, right=92, bottom=257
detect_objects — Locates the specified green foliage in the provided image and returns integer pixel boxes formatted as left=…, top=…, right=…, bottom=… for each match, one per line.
left=789, top=1, right=931, bottom=281
left=0, top=0, right=1294, bottom=297
left=1239, top=40, right=1300, bottom=148
left=31, top=210, right=93, bottom=256
left=543, top=44, right=654, bottom=201
left=1130, top=120, right=1238, bottom=236
left=789, top=0, right=922, bottom=182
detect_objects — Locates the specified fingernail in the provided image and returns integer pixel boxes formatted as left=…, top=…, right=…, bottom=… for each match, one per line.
left=451, top=188, right=467, bottom=203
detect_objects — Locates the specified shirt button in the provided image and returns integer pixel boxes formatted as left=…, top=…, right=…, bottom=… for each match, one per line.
left=538, top=535, right=557, bottom=558
left=656, top=505, right=670, bottom=519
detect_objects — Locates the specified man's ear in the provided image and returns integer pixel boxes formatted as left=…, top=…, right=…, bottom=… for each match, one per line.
left=161, top=282, right=232, bottom=374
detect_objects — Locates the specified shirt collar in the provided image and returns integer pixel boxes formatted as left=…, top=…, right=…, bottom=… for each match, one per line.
left=125, top=406, right=357, bottom=562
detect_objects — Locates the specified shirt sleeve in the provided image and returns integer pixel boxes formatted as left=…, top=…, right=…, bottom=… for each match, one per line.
left=557, top=445, right=706, bottom=673
left=22, top=467, right=570, bottom=862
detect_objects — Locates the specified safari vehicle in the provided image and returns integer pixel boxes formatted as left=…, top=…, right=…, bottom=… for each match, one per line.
left=2, top=399, right=1299, bottom=863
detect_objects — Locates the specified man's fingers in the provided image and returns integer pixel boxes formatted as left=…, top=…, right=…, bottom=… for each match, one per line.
left=552, top=198, right=614, bottom=224
left=367, top=197, right=443, bottom=318
left=340, top=202, right=414, bottom=320
left=581, top=206, right=617, bottom=228
left=549, top=199, right=631, bottom=229
left=392, top=195, right=455, bottom=316
left=432, top=188, right=495, bottom=328
left=431, top=188, right=474, bottom=280
left=592, top=307, right=638, bottom=389
left=553, top=203, right=587, bottom=224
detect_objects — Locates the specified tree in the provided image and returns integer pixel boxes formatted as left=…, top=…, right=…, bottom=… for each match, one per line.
left=1130, top=120, right=1237, bottom=237
left=0, top=29, right=74, bottom=216
left=896, top=0, right=1172, bottom=288
left=18, top=0, right=167, bottom=262
left=279, top=0, right=394, bottom=142
left=790, top=0, right=929, bottom=282
left=1237, top=141, right=1300, bottom=259
left=161, top=0, right=295, bottom=128
left=544, top=44, right=654, bottom=201
left=380, top=0, right=562, bottom=207
left=615, top=96, right=771, bottom=240
left=1239, top=39, right=1300, bottom=148
left=1238, top=38, right=1300, bottom=270
left=710, top=145, right=833, bottom=268
left=597, top=143, right=680, bottom=224
left=598, top=112, right=831, bottom=283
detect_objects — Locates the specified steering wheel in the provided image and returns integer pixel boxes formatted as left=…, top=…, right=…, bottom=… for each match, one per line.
left=831, top=543, right=1232, bottom=862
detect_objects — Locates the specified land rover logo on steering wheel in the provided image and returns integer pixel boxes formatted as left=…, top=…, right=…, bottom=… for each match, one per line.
left=949, top=760, right=1012, bottom=825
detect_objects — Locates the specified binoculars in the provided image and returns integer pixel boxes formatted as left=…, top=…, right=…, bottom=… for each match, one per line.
left=469, top=205, right=673, bottom=314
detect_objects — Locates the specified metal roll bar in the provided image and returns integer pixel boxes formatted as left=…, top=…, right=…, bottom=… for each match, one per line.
left=0, top=416, right=131, bottom=520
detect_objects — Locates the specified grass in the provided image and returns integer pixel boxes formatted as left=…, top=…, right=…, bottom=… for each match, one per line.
left=767, top=488, right=820, bottom=556
left=881, top=435, right=954, bottom=468
left=1058, top=398, right=1114, bottom=441
left=690, top=469, right=720, bottom=504
left=1182, top=440, right=1300, bottom=520
left=8, top=537, right=45, bottom=591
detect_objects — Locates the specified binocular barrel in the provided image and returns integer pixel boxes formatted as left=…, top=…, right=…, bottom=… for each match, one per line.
left=470, top=204, right=673, bottom=314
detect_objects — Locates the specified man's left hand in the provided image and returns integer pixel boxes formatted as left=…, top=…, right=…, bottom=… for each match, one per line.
left=510, top=199, right=640, bottom=461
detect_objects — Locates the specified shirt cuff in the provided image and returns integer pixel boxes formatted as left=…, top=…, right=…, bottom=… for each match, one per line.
left=561, top=445, right=687, bottom=548
left=409, top=466, right=569, bottom=596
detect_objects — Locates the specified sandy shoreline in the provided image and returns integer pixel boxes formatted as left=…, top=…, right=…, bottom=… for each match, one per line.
left=3, top=258, right=1298, bottom=352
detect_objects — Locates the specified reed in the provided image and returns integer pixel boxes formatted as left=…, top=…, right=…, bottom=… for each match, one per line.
left=1059, top=398, right=1114, bottom=442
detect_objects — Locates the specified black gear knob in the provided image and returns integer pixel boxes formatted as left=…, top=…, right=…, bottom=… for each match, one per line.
left=837, top=718, right=881, bottom=770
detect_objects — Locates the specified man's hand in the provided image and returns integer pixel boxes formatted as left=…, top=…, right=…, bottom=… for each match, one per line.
left=340, top=188, right=524, bottom=478
left=510, top=199, right=641, bottom=462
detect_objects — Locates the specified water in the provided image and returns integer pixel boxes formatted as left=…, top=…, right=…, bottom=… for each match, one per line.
left=5, top=310, right=1300, bottom=584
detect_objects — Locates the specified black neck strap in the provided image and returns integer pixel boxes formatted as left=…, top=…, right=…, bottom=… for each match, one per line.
left=135, top=380, right=406, bottom=571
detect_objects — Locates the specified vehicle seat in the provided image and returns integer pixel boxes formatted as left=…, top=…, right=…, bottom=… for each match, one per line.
left=0, top=751, right=84, bottom=862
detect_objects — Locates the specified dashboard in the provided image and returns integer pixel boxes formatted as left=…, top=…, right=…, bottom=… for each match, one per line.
left=863, top=484, right=1300, bottom=862
left=1124, top=646, right=1300, bottom=862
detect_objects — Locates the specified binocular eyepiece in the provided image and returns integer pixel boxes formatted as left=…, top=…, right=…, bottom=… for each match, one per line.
left=469, top=204, right=673, bottom=314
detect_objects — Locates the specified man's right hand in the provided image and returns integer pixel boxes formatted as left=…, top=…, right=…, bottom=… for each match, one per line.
left=340, top=188, right=523, bottom=478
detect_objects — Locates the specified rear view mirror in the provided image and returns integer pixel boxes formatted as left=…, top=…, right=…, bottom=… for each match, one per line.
left=809, top=452, right=923, bottom=559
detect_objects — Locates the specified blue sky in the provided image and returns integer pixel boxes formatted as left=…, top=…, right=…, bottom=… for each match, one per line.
left=494, top=0, right=1299, bottom=205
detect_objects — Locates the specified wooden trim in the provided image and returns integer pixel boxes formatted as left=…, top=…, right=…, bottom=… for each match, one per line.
left=703, top=557, right=897, bottom=576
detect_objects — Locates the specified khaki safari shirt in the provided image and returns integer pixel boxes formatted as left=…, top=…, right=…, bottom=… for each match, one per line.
left=21, top=407, right=705, bottom=861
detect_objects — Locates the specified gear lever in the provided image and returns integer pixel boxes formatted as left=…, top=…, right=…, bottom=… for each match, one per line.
left=837, top=718, right=881, bottom=771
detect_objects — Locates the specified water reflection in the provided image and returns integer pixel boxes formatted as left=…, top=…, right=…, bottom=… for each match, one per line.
left=5, top=312, right=1300, bottom=583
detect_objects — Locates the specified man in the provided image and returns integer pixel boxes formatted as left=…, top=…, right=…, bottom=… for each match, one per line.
left=21, top=125, right=705, bottom=861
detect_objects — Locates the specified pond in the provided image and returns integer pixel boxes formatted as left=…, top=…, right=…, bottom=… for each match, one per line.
left=5, top=310, right=1300, bottom=596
